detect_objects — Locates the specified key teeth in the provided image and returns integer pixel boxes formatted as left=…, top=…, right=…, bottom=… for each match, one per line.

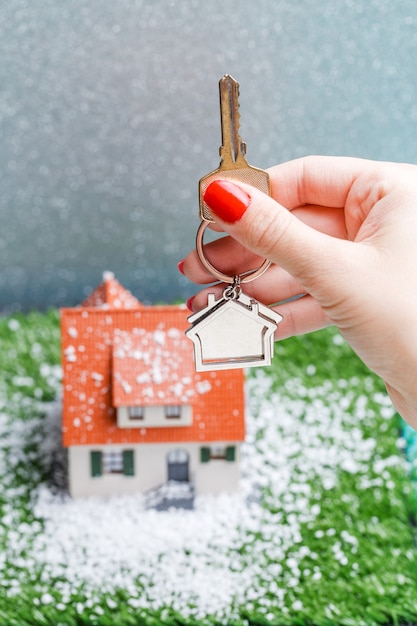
left=233, top=101, right=241, bottom=137
left=235, top=84, right=241, bottom=124
left=218, top=74, right=245, bottom=164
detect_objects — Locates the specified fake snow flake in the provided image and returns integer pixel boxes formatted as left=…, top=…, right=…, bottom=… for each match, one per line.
left=332, top=333, right=345, bottom=345
left=196, top=380, right=211, bottom=394
left=341, top=531, right=358, bottom=546
left=12, top=376, right=35, bottom=387
left=7, top=319, right=20, bottom=331
left=40, top=593, right=54, bottom=605
left=121, top=380, right=132, bottom=394
left=64, top=346, right=76, bottom=362
left=152, top=366, right=163, bottom=384
left=153, top=330, right=165, bottom=345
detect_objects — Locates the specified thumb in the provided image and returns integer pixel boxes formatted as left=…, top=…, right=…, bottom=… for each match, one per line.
left=203, top=179, right=349, bottom=289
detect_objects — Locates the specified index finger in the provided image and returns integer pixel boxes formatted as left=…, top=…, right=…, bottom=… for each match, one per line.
left=267, top=155, right=371, bottom=209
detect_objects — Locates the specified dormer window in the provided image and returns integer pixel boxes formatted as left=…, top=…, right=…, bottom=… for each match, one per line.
left=165, top=405, right=181, bottom=419
left=117, top=404, right=192, bottom=428
left=129, top=406, right=144, bottom=420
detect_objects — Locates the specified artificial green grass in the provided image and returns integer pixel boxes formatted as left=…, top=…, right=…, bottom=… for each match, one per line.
left=0, top=310, right=416, bottom=626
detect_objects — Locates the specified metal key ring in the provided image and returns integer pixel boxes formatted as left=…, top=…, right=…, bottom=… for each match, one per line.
left=196, top=220, right=272, bottom=284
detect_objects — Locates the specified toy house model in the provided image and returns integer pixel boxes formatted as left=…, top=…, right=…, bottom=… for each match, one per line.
left=61, top=272, right=245, bottom=500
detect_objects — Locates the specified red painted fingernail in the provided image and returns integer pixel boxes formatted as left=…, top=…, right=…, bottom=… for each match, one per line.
left=177, top=260, right=185, bottom=275
left=186, top=296, right=195, bottom=312
left=203, top=180, right=251, bottom=223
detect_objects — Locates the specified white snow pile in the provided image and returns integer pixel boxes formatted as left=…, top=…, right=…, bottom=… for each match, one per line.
left=1, top=373, right=399, bottom=622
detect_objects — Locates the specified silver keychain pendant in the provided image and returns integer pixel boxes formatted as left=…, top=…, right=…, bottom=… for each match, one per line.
left=186, top=276, right=282, bottom=372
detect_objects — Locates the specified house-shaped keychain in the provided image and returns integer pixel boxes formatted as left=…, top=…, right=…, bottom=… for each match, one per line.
left=186, top=291, right=282, bottom=371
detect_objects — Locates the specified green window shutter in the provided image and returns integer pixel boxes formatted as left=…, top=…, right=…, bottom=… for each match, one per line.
left=91, top=451, right=102, bottom=477
left=123, top=450, right=135, bottom=476
left=200, top=447, right=210, bottom=463
left=226, top=446, right=236, bottom=462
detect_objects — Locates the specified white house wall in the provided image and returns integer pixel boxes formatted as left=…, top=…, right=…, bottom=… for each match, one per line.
left=195, top=449, right=241, bottom=495
left=68, top=442, right=241, bottom=498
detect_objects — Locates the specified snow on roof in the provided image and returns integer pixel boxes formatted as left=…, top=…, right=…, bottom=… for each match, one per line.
left=113, top=327, right=195, bottom=406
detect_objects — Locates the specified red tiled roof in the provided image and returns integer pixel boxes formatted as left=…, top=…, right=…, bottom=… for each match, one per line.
left=61, top=295, right=245, bottom=447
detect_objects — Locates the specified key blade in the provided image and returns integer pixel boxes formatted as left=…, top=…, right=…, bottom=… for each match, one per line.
left=219, top=75, right=242, bottom=165
left=199, top=75, right=271, bottom=222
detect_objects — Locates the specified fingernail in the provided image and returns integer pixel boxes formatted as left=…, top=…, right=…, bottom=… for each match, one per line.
left=177, top=260, right=185, bottom=275
left=186, top=296, right=195, bottom=312
left=203, top=180, right=251, bottom=223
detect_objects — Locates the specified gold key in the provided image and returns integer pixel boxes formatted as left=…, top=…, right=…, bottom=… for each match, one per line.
left=199, top=74, right=271, bottom=222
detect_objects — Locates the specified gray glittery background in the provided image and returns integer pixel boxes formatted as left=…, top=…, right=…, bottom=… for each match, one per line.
left=1, top=0, right=417, bottom=310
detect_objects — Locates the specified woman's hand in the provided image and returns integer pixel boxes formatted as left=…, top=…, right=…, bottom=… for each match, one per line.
left=180, top=156, right=417, bottom=427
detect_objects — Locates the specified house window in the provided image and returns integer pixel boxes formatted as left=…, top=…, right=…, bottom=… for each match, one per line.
left=103, top=450, right=124, bottom=474
left=200, top=446, right=236, bottom=463
left=165, top=405, right=181, bottom=419
left=129, top=406, right=144, bottom=420
left=117, top=405, right=192, bottom=429
left=90, top=450, right=135, bottom=477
